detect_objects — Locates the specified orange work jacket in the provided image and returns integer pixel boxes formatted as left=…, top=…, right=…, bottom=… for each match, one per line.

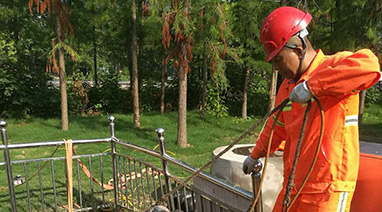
left=251, top=49, right=381, bottom=194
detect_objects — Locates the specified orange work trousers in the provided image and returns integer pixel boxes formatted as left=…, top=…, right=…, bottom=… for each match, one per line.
left=272, top=191, right=354, bottom=212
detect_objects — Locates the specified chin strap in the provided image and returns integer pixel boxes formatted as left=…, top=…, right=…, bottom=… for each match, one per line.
left=295, top=33, right=307, bottom=81
left=285, top=28, right=308, bottom=82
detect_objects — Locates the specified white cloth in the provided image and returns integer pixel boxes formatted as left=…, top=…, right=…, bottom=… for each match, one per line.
left=289, top=81, right=313, bottom=103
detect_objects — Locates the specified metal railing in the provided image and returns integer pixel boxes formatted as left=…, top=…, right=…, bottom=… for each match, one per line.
left=1, top=117, right=263, bottom=212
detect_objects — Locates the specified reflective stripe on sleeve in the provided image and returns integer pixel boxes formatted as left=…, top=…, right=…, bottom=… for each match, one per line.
left=345, top=115, right=358, bottom=127
left=336, top=191, right=349, bottom=212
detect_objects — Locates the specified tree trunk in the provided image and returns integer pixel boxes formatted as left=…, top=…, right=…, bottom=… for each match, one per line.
left=56, top=14, right=68, bottom=131
left=177, top=68, right=188, bottom=147
left=159, top=7, right=166, bottom=114
left=160, top=53, right=167, bottom=114
left=138, top=16, right=144, bottom=105
left=131, top=0, right=140, bottom=128
left=359, top=90, right=367, bottom=125
left=242, top=67, right=250, bottom=119
left=93, top=25, right=98, bottom=87
left=177, top=0, right=191, bottom=148
left=268, top=66, right=278, bottom=112
left=200, top=44, right=208, bottom=119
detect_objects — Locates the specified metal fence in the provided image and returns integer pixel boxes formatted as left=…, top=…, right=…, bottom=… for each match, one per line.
left=0, top=117, right=262, bottom=212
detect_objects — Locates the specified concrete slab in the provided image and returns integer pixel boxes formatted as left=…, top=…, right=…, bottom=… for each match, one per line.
left=210, top=144, right=283, bottom=212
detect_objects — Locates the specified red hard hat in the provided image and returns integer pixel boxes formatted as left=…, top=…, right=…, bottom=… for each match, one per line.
left=260, top=6, right=312, bottom=62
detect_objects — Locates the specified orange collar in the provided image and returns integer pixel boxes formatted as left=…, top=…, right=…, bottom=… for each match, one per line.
left=298, top=49, right=325, bottom=83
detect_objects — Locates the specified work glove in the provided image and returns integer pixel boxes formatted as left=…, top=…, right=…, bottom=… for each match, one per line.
left=289, top=81, right=312, bottom=103
left=242, top=155, right=258, bottom=174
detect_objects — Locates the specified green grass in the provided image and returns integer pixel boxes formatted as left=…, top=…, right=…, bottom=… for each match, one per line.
left=0, top=111, right=260, bottom=211
left=1, top=112, right=259, bottom=167
left=360, top=104, right=382, bottom=143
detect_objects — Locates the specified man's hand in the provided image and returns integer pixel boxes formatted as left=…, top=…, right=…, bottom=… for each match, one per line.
left=242, top=155, right=258, bottom=174
left=289, top=81, right=312, bottom=103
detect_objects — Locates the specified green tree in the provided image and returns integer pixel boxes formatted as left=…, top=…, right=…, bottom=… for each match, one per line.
left=162, top=0, right=194, bottom=147
left=29, top=0, right=74, bottom=130
left=193, top=1, right=233, bottom=118
left=1, top=0, right=62, bottom=118
left=229, top=0, right=275, bottom=117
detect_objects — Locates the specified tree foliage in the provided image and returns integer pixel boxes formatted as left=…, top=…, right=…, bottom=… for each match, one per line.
left=0, top=0, right=380, bottom=120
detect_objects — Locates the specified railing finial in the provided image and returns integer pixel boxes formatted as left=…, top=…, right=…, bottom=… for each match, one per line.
left=155, top=128, right=165, bottom=138
left=0, top=120, right=7, bottom=128
left=108, top=116, right=115, bottom=123
left=108, top=116, right=115, bottom=138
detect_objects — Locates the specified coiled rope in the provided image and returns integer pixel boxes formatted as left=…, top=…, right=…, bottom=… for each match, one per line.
left=282, top=97, right=324, bottom=212
left=247, top=97, right=324, bottom=212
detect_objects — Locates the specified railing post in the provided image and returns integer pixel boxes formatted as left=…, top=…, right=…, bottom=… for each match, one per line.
left=109, top=116, right=119, bottom=211
left=251, top=159, right=263, bottom=212
left=1, top=120, right=17, bottom=212
left=155, top=128, right=174, bottom=211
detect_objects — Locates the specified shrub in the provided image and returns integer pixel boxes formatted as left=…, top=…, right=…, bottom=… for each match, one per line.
left=365, top=83, right=382, bottom=106
left=88, top=70, right=131, bottom=114
left=0, top=64, right=61, bottom=119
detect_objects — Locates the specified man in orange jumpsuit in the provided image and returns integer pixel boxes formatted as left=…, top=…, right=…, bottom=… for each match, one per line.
left=242, top=6, right=381, bottom=212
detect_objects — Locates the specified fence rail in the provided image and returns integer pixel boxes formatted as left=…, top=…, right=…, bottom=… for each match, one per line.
left=1, top=117, right=262, bottom=212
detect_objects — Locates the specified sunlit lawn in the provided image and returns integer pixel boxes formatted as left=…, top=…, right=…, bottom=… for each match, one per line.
left=1, top=111, right=259, bottom=166
left=359, top=104, right=382, bottom=143
left=0, top=111, right=260, bottom=211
